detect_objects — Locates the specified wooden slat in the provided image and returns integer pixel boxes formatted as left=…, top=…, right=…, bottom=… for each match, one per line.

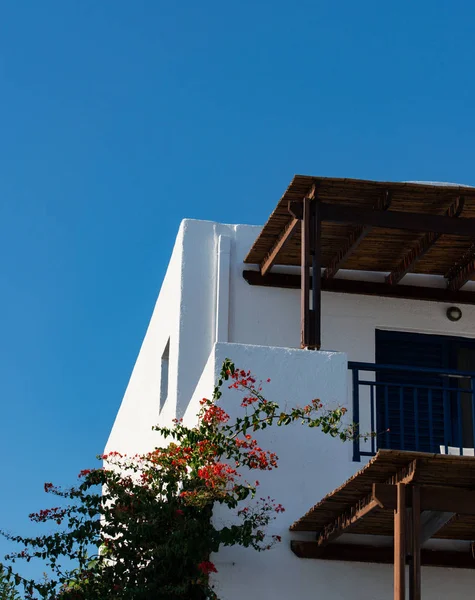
left=243, top=270, right=475, bottom=305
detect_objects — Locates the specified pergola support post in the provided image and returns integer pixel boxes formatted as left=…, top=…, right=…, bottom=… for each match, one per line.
left=300, top=197, right=311, bottom=348
left=301, top=196, right=321, bottom=350
left=409, top=486, right=421, bottom=600
left=394, top=482, right=406, bottom=600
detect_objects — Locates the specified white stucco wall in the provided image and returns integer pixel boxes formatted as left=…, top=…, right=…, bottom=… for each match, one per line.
left=107, top=217, right=475, bottom=454
left=106, top=218, right=475, bottom=598
left=184, top=343, right=475, bottom=600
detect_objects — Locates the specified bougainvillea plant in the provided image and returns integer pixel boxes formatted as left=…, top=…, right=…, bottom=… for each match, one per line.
left=0, top=565, right=22, bottom=600
left=1, top=359, right=356, bottom=600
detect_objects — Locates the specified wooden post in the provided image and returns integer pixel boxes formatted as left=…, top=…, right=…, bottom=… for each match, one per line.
left=301, top=197, right=311, bottom=348
left=410, top=486, right=421, bottom=600
left=394, top=482, right=406, bottom=600
left=311, top=199, right=322, bottom=350
left=301, top=196, right=322, bottom=350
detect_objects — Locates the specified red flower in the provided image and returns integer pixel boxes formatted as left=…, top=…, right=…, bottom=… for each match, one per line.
left=175, top=509, right=184, bottom=516
left=202, top=404, right=230, bottom=424
left=44, top=482, right=53, bottom=493
left=198, top=560, right=218, bottom=575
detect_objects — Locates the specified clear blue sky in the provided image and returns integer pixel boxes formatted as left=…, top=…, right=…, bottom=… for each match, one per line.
left=1, top=0, right=474, bottom=580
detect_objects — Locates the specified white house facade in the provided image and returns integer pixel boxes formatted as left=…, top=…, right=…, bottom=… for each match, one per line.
left=106, top=176, right=475, bottom=599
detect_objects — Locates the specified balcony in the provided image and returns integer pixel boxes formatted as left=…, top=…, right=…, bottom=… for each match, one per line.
left=350, top=361, right=475, bottom=461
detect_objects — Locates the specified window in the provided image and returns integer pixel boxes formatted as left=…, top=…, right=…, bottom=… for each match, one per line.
left=160, top=339, right=170, bottom=412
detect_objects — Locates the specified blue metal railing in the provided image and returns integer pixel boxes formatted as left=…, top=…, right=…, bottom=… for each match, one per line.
left=349, top=361, right=475, bottom=462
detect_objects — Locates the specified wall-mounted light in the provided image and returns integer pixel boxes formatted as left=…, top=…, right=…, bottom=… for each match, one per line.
left=446, top=306, right=462, bottom=322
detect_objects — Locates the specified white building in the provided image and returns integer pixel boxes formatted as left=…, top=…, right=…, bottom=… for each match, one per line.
left=106, top=176, right=475, bottom=599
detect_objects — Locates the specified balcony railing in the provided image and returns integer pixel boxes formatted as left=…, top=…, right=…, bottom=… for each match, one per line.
left=349, top=361, right=475, bottom=462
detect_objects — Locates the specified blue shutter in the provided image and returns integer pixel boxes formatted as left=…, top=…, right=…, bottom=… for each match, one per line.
left=375, top=330, right=449, bottom=452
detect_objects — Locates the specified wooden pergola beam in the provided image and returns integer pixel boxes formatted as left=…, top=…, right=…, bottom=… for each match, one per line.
left=386, top=197, right=464, bottom=286
left=314, top=461, right=418, bottom=550
left=323, top=225, right=369, bottom=280
left=260, top=183, right=316, bottom=277
left=290, top=541, right=475, bottom=569
left=315, top=497, right=381, bottom=549
left=320, top=202, right=475, bottom=236
left=373, top=483, right=475, bottom=515
left=324, top=191, right=392, bottom=280
left=260, top=217, right=299, bottom=276
left=446, top=243, right=475, bottom=291
left=243, top=270, right=475, bottom=305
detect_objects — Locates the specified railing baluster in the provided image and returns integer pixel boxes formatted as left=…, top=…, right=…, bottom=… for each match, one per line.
left=370, top=384, right=375, bottom=455
left=414, top=387, right=419, bottom=451
left=428, top=388, right=434, bottom=453
left=472, top=377, right=475, bottom=452
left=352, top=367, right=360, bottom=462
left=399, top=387, right=405, bottom=451
left=457, top=389, right=463, bottom=456
left=384, top=385, right=390, bottom=448
left=443, top=386, right=450, bottom=455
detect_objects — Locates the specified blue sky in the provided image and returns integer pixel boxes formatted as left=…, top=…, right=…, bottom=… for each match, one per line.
left=1, top=0, right=475, bottom=581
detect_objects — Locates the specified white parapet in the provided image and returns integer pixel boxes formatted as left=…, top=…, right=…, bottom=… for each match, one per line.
left=184, top=342, right=358, bottom=600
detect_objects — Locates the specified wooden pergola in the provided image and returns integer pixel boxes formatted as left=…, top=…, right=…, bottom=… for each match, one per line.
left=244, top=176, right=475, bottom=349
left=290, top=450, right=475, bottom=600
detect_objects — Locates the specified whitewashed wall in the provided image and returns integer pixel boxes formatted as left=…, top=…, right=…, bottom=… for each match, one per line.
left=185, top=343, right=475, bottom=600
left=106, top=215, right=475, bottom=452
left=106, top=218, right=475, bottom=598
